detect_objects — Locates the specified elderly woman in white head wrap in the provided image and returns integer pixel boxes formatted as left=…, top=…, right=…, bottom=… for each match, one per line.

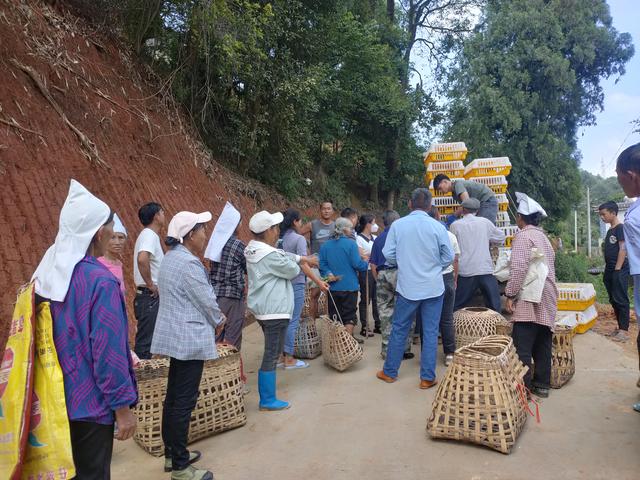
left=97, top=213, right=128, bottom=294
left=33, top=180, right=138, bottom=479
left=504, top=192, right=558, bottom=399
left=151, top=210, right=222, bottom=480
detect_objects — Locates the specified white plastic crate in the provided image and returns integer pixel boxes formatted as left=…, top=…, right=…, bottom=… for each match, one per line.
left=468, top=175, right=508, bottom=194
left=464, top=157, right=512, bottom=178
left=557, top=305, right=598, bottom=334
left=500, top=225, right=519, bottom=238
left=557, top=283, right=596, bottom=311
left=432, top=196, right=460, bottom=215
left=496, top=211, right=511, bottom=227
left=495, top=193, right=509, bottom=212
left=425, top=161, right=465, bottom=181
left=555, top=312, right=579, bottom=330
left=425, top=142, right=468, bottom=162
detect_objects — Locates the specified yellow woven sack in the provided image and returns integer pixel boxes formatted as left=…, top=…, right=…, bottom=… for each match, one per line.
left=0, top=284, right=36, bottom=479
left=21, top=301, right=75, bottom=479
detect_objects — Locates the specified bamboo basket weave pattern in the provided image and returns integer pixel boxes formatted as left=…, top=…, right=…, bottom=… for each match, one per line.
left=301, top=289, right=329, bottom=318
left=550, top=325, right=575, bottom=388
left=454, top=307, right=507, bottom=349
left=427, top=335, right=528, bottom=454
left=133, top=345, right=246, bottom=456
left=294, top=317, right=322, bottom=359
left=320, top=315, right=363, bottom=371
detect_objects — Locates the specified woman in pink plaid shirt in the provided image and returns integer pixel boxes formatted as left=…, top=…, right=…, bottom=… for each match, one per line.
left=505, top=193, right=558, bottom=399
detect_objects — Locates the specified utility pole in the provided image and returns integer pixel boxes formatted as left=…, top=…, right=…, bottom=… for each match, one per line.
left=574, top=209, right=578, bottom=253
left=586, top=187, right=592, bottom=258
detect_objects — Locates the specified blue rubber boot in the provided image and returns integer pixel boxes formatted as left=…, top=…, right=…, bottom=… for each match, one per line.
left=258, top=370, right=290, bottom=411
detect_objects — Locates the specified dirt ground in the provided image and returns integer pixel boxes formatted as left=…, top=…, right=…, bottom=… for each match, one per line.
left=112, top=322, right=640, bottom=480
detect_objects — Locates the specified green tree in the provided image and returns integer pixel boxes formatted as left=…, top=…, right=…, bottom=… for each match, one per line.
left=444, top=0, right=634, bottom=221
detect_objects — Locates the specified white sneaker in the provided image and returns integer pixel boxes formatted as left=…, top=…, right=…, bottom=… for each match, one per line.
left=444, top=354, right=454, bottom=366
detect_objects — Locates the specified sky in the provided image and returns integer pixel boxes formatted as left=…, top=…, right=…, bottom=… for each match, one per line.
left=577, top=0, right=640, bottom=178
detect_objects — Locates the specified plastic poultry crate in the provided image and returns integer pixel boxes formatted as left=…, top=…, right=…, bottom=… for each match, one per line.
left=464, top=157, right=512, bottom=178
left=432, top=196, right=461, bottom=215
left=468, top=175, right=508, bottom=194
left=495, top=194, right=509, bottom=212
left=557, top=305, right=598, bottom=334
left=424, top=142, right=468, bottom=163
left=496, top=211, right=511, bottom=228
left=556, top=283, right=597, bottom=311
left=425, top=161, right=465, bottom=182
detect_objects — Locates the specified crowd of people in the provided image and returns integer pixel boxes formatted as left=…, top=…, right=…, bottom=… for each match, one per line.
left=25, top=143, right=640, bottom=479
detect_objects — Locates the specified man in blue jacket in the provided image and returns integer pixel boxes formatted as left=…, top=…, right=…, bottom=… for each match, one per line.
left=376, top=188, right=454, bottom=389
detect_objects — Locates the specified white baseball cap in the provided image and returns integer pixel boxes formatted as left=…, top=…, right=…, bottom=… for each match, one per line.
left=249, top=210, right=284, bottom=234
left=167, top=211, right=213, bottom=243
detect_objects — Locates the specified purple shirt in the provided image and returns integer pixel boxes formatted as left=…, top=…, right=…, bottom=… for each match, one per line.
left=51, top=256, right=138, bottom=424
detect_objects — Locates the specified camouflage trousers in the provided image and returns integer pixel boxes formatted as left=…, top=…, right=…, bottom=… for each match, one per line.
left=377, top=269, right=414, bottom=358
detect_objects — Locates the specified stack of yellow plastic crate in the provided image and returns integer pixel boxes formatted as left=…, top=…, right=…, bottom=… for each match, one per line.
left=424, top=142, right=468, bottom=216
left=555, top=283, right=598, bottom=334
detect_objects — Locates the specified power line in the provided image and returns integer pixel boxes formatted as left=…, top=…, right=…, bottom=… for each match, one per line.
left=605, top=125, right=637, bottom=169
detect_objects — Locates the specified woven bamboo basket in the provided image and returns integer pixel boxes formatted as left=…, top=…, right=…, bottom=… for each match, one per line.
left=133, top=345, right=246, bottom=456
left=320, top=315, right=363, bottom=371
left=301, top=289, right=329, bottom=318
left=495, top=320, right=513, bottom=336
left=454, top=307, right=507, bottom=349
left=427, top=335, right=529, bottom=454
left=294, top=317, right=322, bottom=359
left=550, top=325, right=575, bottom=388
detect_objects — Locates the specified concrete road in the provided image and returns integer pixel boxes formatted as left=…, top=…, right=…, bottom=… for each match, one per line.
left=112, top=324, right=640, bottom=480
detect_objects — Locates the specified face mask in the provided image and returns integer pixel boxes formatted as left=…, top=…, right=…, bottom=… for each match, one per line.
left=371, top=223, right=379, bottom=233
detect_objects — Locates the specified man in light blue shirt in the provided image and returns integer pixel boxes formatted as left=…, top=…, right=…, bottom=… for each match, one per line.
left=615, top=141, right=640, bottom=412
left=377, top=188, right=454, bottom=388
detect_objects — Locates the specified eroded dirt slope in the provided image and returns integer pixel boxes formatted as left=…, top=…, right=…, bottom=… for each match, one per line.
left=0, top=0, right=309, bottom=348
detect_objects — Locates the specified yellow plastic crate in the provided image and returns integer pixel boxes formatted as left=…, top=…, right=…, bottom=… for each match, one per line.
left=557, top=283, right=597, bottom=311
left=495, top=194, right=509, bottom=211
left=432, top=196, right=460, bottom=215
left=496, top=211, right=511, bottom=228
left=499, top=225, right=518, bottom=247
left=428, top=177, right=464, bottom=197
left=559, top=304, right=598, bottom=333
left=425, top=161, right=465, bottom=182
left=555, top=312, right=579, bottom=335
left=464, top=157, right=512, bottom=178
left=424, top=142, right=468, bottom=163
left=468, top=175, right=508, bottom=194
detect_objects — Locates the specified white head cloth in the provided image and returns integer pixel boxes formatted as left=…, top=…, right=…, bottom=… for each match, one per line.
left=204, top=202, right=241, bottom=262
left=113, top=213, right=127, bottom=237
left=516, top=192, right=547, bottom=218
left=32, top=179, right=111, bottom=301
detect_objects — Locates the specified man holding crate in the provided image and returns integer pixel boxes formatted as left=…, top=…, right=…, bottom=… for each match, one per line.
left=433, top=174, right=499, bottom=225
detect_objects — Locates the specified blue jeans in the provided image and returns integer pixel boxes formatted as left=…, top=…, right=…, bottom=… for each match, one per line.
left=383, top=293, right=444, bottom=381
left=284, top=283, right=305, bottom=355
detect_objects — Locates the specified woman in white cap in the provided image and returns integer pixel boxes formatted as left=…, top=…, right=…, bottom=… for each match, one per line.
left=244, top=210, right=315, bottom=411
left=504, top=192, right=558, bottom=399
left=151, top=211, right=222, bottom=480
left=33, top=180, right=138, bottom=479
left=97, top=213, right=128, bottom=295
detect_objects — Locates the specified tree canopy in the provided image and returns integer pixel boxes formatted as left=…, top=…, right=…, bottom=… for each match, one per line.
left=444, top=0, right=634, bottom=221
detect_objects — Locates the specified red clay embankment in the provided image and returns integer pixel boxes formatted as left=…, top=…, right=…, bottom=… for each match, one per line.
left=0, top=0, right=311, bottom=349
